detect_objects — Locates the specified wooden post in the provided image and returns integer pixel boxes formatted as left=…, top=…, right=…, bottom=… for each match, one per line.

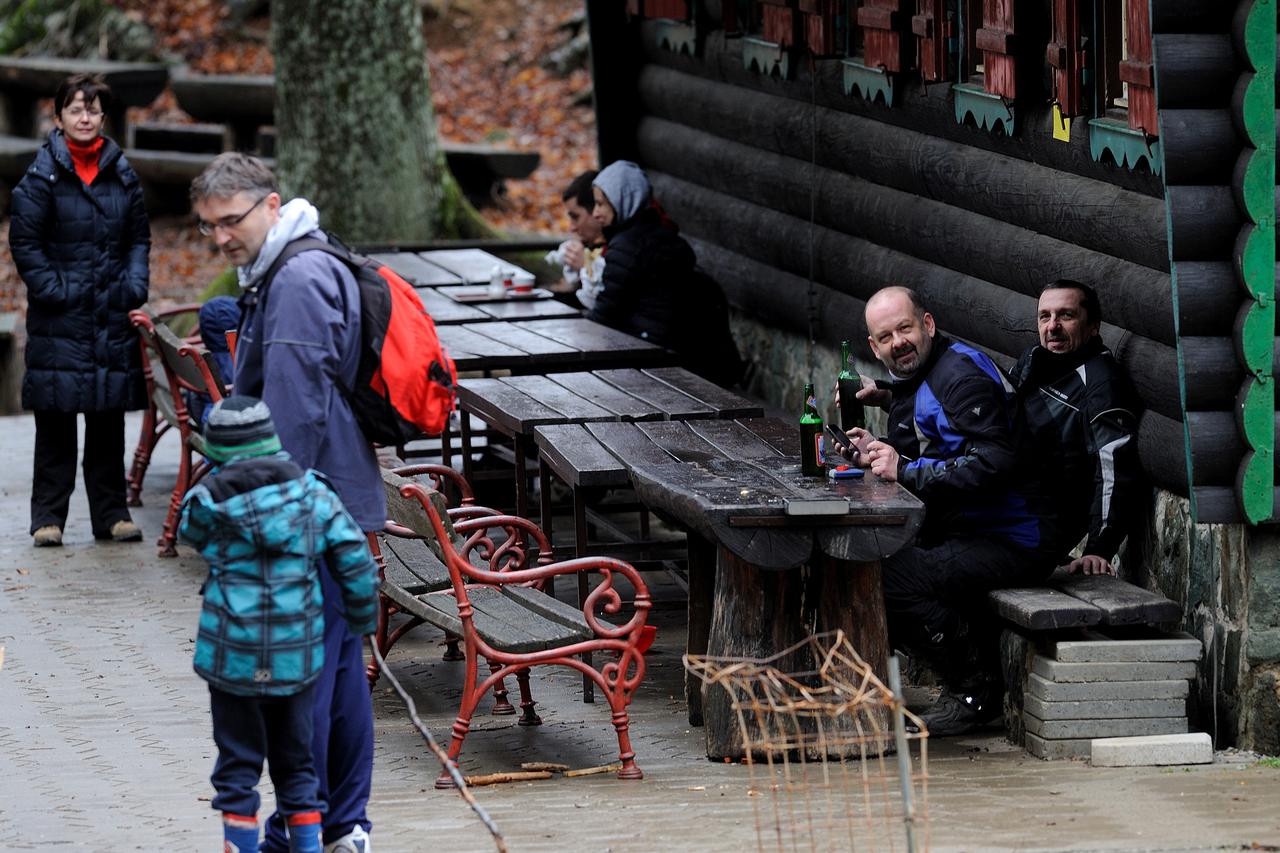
left=702, top=547, right=892, bottom=760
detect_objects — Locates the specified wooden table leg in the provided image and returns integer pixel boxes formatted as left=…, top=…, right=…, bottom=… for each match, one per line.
left=538, top=456, right=555, bottom=598
left=513, top=433, right=529, bottom=521
left=460, top=411, right=475, bottom=486
left=685, top=534, right=716, bottom=727
left=572, top=486, right=595, bottom=703
left=702, top=548, right=891, bottom=761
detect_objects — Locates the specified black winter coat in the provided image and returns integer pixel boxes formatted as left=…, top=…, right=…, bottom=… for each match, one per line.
left=588, top=207, right=743, bottom=385
left=11, top=130, right=150, bottom=412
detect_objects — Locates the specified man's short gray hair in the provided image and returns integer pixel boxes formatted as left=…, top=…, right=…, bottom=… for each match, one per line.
left=190, top=152, right=279, bottom=203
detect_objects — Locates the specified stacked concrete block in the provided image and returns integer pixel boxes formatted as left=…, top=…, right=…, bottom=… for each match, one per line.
left=1022, top=631, right=1202, bottom=760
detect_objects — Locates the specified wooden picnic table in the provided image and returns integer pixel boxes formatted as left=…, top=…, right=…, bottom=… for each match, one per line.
left=0, top=56, right=168, bottom=142
left=437, top=317, right=670, bottom=375
left=532, top=416, right=925, bottom=760
left=456, top=366, right=761, bottom=525
left=417, top=288, right=578, bottom=325
left=169, top=70, right=274, bottom=152
left=375, top=248, right=533, bottom=286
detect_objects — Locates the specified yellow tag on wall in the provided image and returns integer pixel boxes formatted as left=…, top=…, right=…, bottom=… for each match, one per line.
left=1052, top=104, right=1071, bottom=142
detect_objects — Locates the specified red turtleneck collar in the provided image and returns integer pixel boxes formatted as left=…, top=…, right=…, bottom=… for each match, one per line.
left=65, top=136, right=104, bottom=186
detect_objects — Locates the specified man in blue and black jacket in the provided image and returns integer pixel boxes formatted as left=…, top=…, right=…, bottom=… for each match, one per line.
left=842, top=286, right=1056, bottom=736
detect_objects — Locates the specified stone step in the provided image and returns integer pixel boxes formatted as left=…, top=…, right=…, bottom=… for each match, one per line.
left=1024, top=731, right=1091, bottom=760
left=1024, top=693, right=1186, bottom=721
left=1052, top=630, right=1202, bottom=663
left=1027, top=672, right=1189, bottom=702
left=1090, top=732, right=1214, bottom=767
left=1023, top=711, right=1188, bottom=740
left=1032, top=655, right=1197, bottom=684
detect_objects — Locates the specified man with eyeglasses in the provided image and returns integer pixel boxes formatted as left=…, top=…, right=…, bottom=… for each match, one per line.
left=190, top=153, right=379, bottom=853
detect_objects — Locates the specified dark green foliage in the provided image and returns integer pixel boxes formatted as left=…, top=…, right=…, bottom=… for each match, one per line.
left=0, top=0, right=157, bottom=60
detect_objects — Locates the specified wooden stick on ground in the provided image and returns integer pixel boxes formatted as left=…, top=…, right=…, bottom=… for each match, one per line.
left=520, top=762, right=570, bottom=772
left=564, top=762, right=624, bottom=778
left=464, top=770, right=554, bottom=787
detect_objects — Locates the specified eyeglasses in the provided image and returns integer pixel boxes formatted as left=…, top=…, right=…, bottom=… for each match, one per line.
left=64, top=106, right=103, bottom=119
left=196, top=195, right=268, bottom=237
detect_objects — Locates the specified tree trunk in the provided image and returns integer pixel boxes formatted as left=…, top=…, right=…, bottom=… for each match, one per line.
left=271, top=0, right=495, bottom=242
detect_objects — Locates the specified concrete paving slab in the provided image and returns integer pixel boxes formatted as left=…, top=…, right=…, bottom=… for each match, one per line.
left=1027, top=671, right=1189, bottom=702
left=1024, top=731, right=1092, bottom=760
left=1032, top=655, right=1197, bottom=683
left=1053, top=631, right=1202, bottom=663
left=1091, top=733, right=1214, bottom=767
left=1023, top=711, right=1188, bottom=740
left=1024, top=694, right=1187, bottom=721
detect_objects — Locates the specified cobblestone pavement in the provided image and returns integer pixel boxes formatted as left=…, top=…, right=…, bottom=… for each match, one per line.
left=1, top=413, right=1278, bottom=852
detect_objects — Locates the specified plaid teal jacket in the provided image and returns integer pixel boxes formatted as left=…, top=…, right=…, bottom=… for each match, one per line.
left=179, top=453, right=378, bottom=697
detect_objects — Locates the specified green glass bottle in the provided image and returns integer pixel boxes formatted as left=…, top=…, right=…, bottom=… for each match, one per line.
left=837, top=340, right=866, bottom=431
left=800, top=382, right=825, bottom=477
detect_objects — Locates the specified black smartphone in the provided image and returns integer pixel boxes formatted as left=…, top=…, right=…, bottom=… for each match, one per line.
left=825, top=423, right=854, bottom=452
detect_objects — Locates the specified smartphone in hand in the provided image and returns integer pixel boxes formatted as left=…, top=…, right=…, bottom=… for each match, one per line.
left=825, top=423, right=854, bottom=452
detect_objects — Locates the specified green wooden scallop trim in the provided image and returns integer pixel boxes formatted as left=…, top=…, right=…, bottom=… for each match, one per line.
left=952, top=82, right=1015, bottom=135
left=653, top=19, right=697, bottom=56
left=1088, top=117, right=1163, bottom=175
left=842, top=59, right=896, bottom=106
left=1235, top=0, right=1275, bottom=524
left=742, top=36, right=792, bottom=79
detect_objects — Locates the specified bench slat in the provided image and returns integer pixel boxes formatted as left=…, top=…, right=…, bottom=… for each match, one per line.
left=500, top=584, right=610, bottom=636
left=989, top=586, right=1104, bottom=630
left=1050, top=575, right=1182, bottom=626
left=534, top=424, right=630, bottom=488
left=381, top=537, right=452, bottom=594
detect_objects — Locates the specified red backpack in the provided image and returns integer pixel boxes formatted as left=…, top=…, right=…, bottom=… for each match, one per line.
left=261, top=236, right=457, bottom=444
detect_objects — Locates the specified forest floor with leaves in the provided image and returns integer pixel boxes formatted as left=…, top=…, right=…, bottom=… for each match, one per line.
left=0, top=0, right=596, bottom=312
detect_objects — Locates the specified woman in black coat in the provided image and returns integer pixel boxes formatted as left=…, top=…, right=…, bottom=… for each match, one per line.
left=588, top=160, right=743, bottom=386
left=10, top=73, right=150, bottom=546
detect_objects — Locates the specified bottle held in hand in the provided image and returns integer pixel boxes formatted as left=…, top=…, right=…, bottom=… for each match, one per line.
left=799, top=382, right=825, bottom=477
left=837, top=339, right=866, bottom=431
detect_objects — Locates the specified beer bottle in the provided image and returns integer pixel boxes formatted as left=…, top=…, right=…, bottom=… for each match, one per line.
left=837, top=340, right=866, bottom=431
left=799, top=382, right=824, bottom=477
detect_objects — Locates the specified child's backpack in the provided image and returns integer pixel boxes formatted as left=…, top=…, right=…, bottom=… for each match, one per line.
left=260, top=236, right=457, bottom=444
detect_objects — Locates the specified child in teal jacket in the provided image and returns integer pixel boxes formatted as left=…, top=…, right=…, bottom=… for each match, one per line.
left=179, top=396, right=377, bottom=853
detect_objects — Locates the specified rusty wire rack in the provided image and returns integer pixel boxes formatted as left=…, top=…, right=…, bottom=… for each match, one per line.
left=685, top=631, right=929, bottom=853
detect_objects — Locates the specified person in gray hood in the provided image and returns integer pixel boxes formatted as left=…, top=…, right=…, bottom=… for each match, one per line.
left=190, top=153, right=377, bottom=853
left=590, top=160, right=743, bottom=386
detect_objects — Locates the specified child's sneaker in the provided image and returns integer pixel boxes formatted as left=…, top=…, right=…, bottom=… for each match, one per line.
left=223, top=813, right=258, bottom=853
left=323, top=825, right=370, bottom=853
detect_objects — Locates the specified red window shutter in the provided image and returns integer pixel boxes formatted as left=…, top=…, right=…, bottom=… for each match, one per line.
left=912, top=0, right=951, bottom=82
left=857, top=0, right=914, bottom=73
left=976, top=0, right=1015, bottom=98
left=1046, top=0, right=1084, bottom=115
left=761, top=0, right=799, bottom=47
left=799, top=0, right=843, bottom=56
left=1120, top=0, right=1157, bottom=135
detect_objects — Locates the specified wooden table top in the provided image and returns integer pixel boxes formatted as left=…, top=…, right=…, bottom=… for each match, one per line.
left=416, top=288, right=579, bottom=325
left=534, top=417, right=924, bottom=569
left=439, top=318, right=670, bottom=374
left=375, top=248, right=535, bottom=287
left=458, top=367, right=765, bottom=436
left=0, top=57, right=168, bottom=103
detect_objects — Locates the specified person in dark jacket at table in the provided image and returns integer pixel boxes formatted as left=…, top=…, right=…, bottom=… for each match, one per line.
left=589, top=160, right=743, bottom=387
left=10, top=73, right=149, bottom=548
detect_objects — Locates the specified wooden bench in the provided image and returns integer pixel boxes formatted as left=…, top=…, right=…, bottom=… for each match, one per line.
left=375, top=467, right=651, bottom=786
left=989, top=571, right=1193, bottom=756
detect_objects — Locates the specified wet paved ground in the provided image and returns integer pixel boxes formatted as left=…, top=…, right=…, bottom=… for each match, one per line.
left=1, top=412, right=1279, bottom=852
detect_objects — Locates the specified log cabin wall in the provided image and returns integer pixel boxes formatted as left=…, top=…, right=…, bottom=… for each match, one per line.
left=585, top=0, right=1279, bottom=522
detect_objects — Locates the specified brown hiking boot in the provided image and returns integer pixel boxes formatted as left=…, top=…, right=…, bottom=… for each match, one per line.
left=33, top=525, right=63, bottom=547
left=109, top=520, right=143, bottom=542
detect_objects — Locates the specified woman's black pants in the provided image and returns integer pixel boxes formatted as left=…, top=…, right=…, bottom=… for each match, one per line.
left=30, top=410, right=131, bottom=537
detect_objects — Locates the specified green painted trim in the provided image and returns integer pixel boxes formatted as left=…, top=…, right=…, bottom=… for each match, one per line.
left=841, top=59, right=895, bottom=106
left=652, top=19, right=697, bottom=56
left=952, top=82, right=1014, bottom=135
left=742, top=36, right=791, bottom=79
left=1236, top=0, right=1276, bottom=524
left=1087, top=117, right=1163, bottom=176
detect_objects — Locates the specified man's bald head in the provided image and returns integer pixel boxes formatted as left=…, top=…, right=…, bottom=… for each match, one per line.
left=865, top=286, right=936, bottom=378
